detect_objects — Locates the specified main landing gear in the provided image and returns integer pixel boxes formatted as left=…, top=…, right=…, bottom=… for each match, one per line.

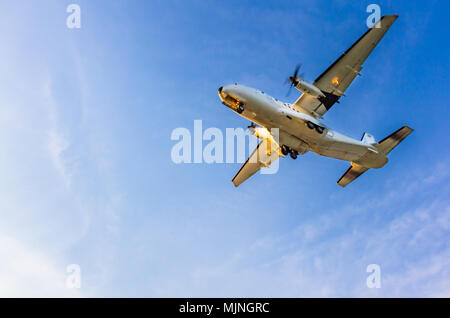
left=290, top=150, right=298, bottom=159
left=281, top=145, right=298, bottom=160
left=306, top=121, right=324, bottom=134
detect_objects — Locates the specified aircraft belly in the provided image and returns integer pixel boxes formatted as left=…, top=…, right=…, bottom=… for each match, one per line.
left=313, top=140, right=388, bottom=168
left=244, top=100, right=279, bottom=128
left=312, top=137, right=368, bottom=163
left=240, top=100, right=386, bottom=167
left=354, top=150, right=388, bottom=168
left=312, top=146, right=362, bottom=162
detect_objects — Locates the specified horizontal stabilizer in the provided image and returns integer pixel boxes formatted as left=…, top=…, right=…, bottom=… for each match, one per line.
left=337, top=164, right=369, bottom=187
left=375, top=126, right=414, bottom=155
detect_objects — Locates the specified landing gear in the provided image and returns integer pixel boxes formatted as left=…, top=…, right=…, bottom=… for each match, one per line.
left=281, top=145, right=289, bottom=156
left=307, top=121, right=325, bottom=134
left=290, top=150, right=298, bottom=160
left=236, top=103, right=244, bottom=114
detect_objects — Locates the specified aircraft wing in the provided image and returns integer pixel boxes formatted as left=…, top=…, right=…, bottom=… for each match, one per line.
left=293, top=15, right=398, bottom=118
left=232, top=137, right=280, bottom=187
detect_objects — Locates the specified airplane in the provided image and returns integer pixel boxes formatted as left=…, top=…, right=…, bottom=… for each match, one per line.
left=217, top=15, right=413, bottom=187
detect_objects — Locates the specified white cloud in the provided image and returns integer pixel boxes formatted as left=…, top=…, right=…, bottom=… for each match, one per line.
left=0, top=233, right=82, bottom=297
left=42, top=78, right=73, bottom=187
left=0, top=18, right=122, bottom=296
left=173, top=160, right=450, bottom=297
left=47, top=129, right=71, bottom=187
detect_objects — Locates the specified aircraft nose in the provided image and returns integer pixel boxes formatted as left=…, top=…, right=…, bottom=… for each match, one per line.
left=219, top=85, right=236, bottom=96
left=218, top=84, right=242, bottom=102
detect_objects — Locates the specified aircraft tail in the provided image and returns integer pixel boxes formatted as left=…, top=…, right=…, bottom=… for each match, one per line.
left=337, top=126, right=413, bottom=187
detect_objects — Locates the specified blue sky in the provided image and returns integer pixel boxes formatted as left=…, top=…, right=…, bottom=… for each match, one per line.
left=0, top=0, right=449, bottom=297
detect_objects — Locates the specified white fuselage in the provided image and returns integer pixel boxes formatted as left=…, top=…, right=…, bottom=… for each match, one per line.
left=219, top=84, right=388, bottom=168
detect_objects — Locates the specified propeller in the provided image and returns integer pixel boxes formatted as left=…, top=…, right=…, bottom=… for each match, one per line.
left=284, top=64, right=304, bottom=97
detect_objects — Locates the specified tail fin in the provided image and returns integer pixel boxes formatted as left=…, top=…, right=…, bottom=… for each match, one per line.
left=361, top=132, right=376, bottom=144
left=375, top=126, right=414, bottom=155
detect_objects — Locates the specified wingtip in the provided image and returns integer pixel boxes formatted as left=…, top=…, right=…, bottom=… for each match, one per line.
left=381, top=14, right=399, bottom=19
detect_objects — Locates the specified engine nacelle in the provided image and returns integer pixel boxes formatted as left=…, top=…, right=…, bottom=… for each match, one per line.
left=295, top=80, right=325, bottom=98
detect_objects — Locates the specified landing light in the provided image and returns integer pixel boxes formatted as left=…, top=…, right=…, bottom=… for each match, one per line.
left=332, top=77, right=340, bottom=86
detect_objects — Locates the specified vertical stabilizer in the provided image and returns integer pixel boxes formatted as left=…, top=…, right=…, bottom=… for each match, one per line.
left=361, top=132, right=376, bottom=145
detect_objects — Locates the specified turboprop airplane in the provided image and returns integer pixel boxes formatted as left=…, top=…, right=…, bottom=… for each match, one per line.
left=218, top=15, right=413, bottom=187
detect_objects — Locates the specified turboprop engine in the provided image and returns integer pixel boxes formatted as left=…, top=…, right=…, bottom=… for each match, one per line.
left=285, top=64, right=325, bottom=98
left=294, top=79, right=325, bottom=98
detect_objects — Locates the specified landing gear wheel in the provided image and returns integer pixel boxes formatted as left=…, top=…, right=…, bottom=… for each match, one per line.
left=290, top=150, right=298, bottom=160
left=237, top=104, right=244, bottom=114
left=316, top=126, right=324, bottom=134
left=307, top=121, right=315, bottom=130
left=281, top=145, right=289, bottom=156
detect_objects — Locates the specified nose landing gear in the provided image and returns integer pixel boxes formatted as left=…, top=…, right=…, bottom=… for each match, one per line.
left=236, top=103, right=244, bottom=114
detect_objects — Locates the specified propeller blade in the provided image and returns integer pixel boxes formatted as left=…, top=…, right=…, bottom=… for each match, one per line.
left=293, top=64, right=301, bottom=79
left=286, top=84, right=293, bottom=97
left=284, top=63, right=304, bottom=96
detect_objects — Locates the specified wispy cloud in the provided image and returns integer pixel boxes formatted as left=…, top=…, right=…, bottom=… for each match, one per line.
left=0, top=233, right=82, bottom=297
left=43, top=77, right=77, bottom=188
left=173, top=160, right=450, bottom=297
